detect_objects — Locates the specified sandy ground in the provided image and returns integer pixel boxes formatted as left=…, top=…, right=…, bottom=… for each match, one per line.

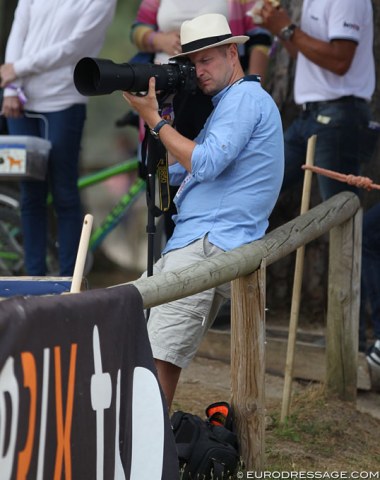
left=174, top=353, right=380, bottom=421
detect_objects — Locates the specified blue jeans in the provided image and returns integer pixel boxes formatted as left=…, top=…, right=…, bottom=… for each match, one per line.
left=283, top=98, right=372, bottom=200
left=7, top=104, right=86, bottom=275
left=360, top=203, right=380, bottom=350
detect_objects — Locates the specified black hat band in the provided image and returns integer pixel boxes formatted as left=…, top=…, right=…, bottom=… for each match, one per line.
left=181, top=34, right=233, bottom=54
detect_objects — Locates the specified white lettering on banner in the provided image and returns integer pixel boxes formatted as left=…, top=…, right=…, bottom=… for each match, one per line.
left=0, top=357, right=20, bottom=479
left=114, top=369, right=126, bottom=480
left=129, top=367, right=165, bottom=480
left=0, top=324, right=170, bottom=479
left=36, top=348, right=50, bottom=480
left=91, top=325, right=112, bottom=480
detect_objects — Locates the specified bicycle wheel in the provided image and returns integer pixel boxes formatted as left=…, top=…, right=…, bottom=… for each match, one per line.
left=0, top=206, right=59, bottom=276
left=0, top=183, right=20, bottom=209
left=0, top=207, right=25, bottom=275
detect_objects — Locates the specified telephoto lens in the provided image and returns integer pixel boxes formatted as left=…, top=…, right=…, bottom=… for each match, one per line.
left=73, top=57, right=197, bottom=96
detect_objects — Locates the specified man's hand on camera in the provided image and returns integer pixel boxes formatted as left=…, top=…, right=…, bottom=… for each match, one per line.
left=122, top=77, right=161, bottom=130
left=124, top=76, right=195, bottom=172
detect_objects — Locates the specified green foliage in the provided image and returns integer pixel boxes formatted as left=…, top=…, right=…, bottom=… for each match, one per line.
left=270, top=413, right=302, bottom=442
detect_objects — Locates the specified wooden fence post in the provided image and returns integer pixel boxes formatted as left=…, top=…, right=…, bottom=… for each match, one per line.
left=230, top=260, right=266, bottom=471
left=326, top=207, right=362, bottom=401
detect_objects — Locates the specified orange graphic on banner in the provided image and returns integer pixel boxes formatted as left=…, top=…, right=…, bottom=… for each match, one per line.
left=17, top=352, right=37, bottom=480
left=54, top=345, right=78, bottom=480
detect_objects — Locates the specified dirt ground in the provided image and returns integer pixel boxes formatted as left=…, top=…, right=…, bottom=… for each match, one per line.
left=174, top=355, right=380, bottom=472
left=88, top=260, right=380, bottom=472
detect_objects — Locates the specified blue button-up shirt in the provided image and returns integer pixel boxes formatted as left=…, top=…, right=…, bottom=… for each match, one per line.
left=163, top=77, right=284, bottom=254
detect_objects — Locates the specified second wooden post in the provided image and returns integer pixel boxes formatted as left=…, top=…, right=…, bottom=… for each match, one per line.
left=230, top=260, right=266, bottom=471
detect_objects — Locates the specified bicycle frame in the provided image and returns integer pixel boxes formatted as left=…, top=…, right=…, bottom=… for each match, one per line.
left=73, top=158, right=146, bottom=251
left=0, top=157, right=147, bottom=275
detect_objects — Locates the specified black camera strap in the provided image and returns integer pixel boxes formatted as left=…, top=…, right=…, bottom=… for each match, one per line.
left=242, top=74, right=261, bottom=83
left=140, top=125, right=171, bottom=216
left=142, top=126, right=171, bottom=285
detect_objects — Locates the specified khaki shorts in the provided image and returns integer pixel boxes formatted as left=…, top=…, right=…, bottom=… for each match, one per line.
left=147, top=236, right=230, bottom=369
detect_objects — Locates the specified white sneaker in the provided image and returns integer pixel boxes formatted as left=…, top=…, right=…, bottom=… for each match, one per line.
left=367, top=339, right=380, bottom=391
left=367, top=339, right=380, bottom=369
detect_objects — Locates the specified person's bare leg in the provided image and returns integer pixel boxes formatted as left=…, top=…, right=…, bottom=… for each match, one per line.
left=155, top=359, right=181, bottom=409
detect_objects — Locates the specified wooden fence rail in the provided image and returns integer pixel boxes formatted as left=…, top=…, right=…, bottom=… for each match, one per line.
left=126, top=191, right=362, bottom=471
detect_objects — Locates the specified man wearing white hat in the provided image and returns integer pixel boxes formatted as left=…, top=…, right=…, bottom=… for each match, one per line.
left=124, top=13, right=284, bottom=408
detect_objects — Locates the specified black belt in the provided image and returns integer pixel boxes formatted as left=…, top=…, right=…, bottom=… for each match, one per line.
left=302, top=95, right=367, bottom=111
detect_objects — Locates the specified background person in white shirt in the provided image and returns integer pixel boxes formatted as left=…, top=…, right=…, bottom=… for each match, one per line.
left=0, top=0, right=116, bottom=276
left=260, top=0, right=375, bottom=201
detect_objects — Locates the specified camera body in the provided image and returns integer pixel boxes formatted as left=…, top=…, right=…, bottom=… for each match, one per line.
left=73, top=57, right=197, bottom=96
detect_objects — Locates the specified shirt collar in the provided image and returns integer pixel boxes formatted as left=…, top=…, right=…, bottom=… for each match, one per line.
left=211, top=75, right=260, bottom=106
left=212, top=85, right=230, bottom=107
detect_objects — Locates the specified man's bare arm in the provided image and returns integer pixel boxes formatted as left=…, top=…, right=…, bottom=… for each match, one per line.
left=261, top=2, right=356, bottom=75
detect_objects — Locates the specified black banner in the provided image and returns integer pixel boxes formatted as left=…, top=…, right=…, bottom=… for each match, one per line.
left=0, top=284, right=179, bottom=479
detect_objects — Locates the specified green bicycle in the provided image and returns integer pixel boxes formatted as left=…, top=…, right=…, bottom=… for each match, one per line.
left=0, top=157, right=153, bottom=276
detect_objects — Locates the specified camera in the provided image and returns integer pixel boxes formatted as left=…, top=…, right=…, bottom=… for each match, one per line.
left=73, top=57, right=197, bottom=96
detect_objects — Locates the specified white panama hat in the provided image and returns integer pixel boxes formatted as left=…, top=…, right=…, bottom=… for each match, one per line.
left=170, top=13, right=249, bottom=60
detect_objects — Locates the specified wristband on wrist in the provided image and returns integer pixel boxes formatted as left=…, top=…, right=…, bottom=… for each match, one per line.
left=150, top=119, right=168, bottom=139
left=278, top=23, right=297, bottom=42
left=6, top=84, right=27, bottom=104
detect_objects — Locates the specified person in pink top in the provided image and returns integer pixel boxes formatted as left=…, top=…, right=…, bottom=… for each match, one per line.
left=131, top=0, right=272, bottom=79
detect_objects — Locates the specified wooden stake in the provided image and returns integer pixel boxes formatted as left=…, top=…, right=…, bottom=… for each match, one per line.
left=280, top=135, right=316, bottom=423
left=70, top=214, right=93, bottom=293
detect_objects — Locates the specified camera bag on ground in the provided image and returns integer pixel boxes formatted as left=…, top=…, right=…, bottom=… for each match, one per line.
left=170, top=401, right=240, bottom=479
